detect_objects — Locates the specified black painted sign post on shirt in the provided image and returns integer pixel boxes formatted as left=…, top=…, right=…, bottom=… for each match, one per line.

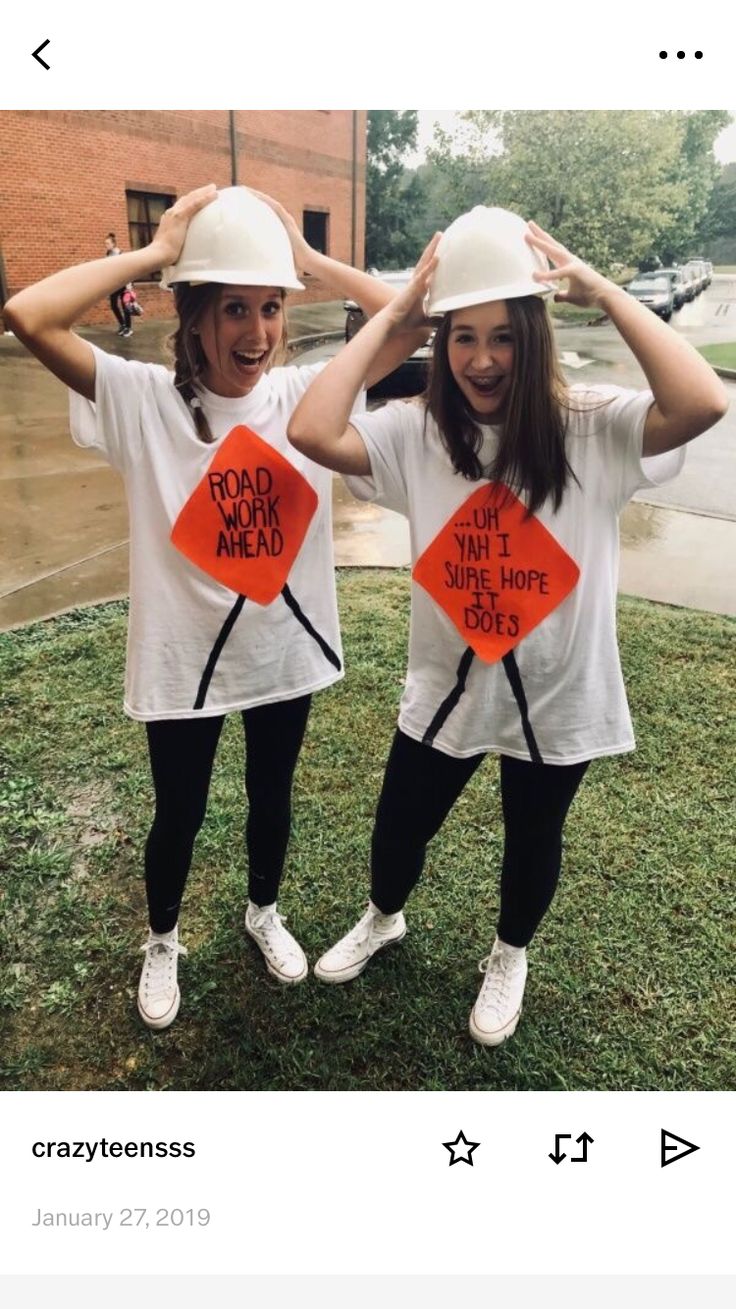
left=501, top=649, right=543, bottom=764
left=421, top=643, right=543, bottom=762
left=193, top=584, right=341, bottom=711
left=193, top=594, right=247, bottom=711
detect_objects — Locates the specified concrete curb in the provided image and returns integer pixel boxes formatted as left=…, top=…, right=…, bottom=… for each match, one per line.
left=288, top=329, right=343, bottom=351
left=713, top=366, right=736, bottom=380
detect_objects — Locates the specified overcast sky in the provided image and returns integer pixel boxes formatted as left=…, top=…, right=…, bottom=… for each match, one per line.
left=408, top=111, right=736, bottom=168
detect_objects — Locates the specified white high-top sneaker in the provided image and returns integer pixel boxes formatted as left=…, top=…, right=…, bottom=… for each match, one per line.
left=245, top=902, right=308, bottom=983
left=469, top=937, right=528, bottom=1046
left=137, top=926, right=187, bottom=1031
left=314, top=902, right=406, bottom=983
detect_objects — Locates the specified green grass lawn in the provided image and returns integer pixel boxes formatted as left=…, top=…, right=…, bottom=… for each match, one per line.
left=549, top=303, right=602, bottom=325
left=697, top=341, right=736, bottom=370
left=550, top=271, right=636, bottom=325
left=1, top=571, right=733, bottom=1091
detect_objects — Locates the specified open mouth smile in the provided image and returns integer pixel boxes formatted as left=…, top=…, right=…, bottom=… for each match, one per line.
left=232, top=348, right=269, bottom=372
left=467, top=374, right=505, bottom=396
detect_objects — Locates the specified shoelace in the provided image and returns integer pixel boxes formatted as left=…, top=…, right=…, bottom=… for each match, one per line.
left=477, top=952, right=516, bottom=1017
left=140, top=937, right=187, bottom=1000
left=329, top=911, right=377, bottom=961
left=249, top=910, right=300, bottom=965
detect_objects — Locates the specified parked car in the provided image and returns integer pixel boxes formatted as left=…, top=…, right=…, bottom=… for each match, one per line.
left=632, top=268, right=686, bottom=311
left=624, top=274, right=676, bottom=320
left=687, top=257, right=712, bottom=288
left=676, top=264, right=698, bottom=301
left=345, top=269, right=433, bottom=397
left=656, top=267, right=688, bottom=310
left=683, top=259, right=706, bottom=295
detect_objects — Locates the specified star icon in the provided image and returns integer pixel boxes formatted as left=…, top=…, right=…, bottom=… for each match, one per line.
left=442, top=1130, right=480, bottom=1166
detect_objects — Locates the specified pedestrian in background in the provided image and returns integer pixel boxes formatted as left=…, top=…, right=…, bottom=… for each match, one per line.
left=104, top=232, right=133, bottom=337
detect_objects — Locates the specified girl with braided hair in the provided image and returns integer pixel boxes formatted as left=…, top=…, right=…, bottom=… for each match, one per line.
left=5, top=184, right=423, bottom=1030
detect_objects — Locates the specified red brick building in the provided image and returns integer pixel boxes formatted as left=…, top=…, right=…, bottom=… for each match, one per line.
left=0, top=110, right=366, bottom=324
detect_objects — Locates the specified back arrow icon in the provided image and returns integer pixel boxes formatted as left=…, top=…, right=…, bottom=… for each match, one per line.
left=32, top=40, right=51, bottom=70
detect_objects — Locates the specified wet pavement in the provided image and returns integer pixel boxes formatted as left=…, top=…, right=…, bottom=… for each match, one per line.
left=1, top=285, right=735, bottom=630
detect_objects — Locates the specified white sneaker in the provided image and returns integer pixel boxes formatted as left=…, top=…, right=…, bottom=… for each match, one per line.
left=137, top=926, right=187, bottom=1031
left=469, top=937, right=528, bottom=1046
left=314, top=903, right=406, bottom=983
left=245, top=902, right=308, bottom=983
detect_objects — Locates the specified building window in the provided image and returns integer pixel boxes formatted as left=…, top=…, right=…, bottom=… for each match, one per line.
left=126, top=190, right=175, bottom=279
left=303, top=210, right=329, bottom=256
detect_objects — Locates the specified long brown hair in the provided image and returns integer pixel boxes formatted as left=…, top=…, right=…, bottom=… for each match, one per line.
left=425, top=295, right=578, bottom=515
left=167, top=284, right=289, bottom=445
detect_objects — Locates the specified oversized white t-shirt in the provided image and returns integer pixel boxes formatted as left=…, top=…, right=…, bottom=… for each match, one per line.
left=346, top=386, right=685, bottom=764
left=70, top=346, right=362, bottom=720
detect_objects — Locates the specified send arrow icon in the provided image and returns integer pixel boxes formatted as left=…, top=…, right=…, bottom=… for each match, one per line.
left=661, top=1129, right=700, bottom=1168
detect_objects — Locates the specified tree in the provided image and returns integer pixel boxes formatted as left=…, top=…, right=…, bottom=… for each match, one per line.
left=640, top=110, right=731, bottom=264
left=365, top=111, right=428, bottom=267
left=695, top=161, right=736, bottom=248
left=427, top=111, right=732, bottom=275
left=425, top=115, right=504, bottom=225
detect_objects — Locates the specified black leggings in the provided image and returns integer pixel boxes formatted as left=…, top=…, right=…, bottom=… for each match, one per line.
left=144, top=695, right=312, bottom=933
left=370, top=730, right=589, bottom=948
left=110, top=290, right=130, bottom=330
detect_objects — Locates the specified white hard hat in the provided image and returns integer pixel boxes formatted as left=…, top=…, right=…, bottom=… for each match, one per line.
left=427, top=206, right=554, bottom=316
left=161, top=187, right=304, bottom=291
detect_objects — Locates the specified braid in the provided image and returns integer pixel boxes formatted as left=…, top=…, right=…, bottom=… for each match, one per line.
left=173, top=353, right=215, bottom=445
left=167, top=284, right=219, bottom=445
left=166, top=284, right=289, bottom=443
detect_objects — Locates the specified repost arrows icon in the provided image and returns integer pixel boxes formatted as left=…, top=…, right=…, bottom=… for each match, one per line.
left=661, top=1129, right=700, bottom=1168
left=549, top=1131, right=594, bottom=1164
left=32, top=39, right=51, bottom=70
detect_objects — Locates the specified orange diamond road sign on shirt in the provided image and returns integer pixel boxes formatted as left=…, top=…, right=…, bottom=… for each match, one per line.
left=171, top=425, right=318, bottom=604
left=413, top=483, right=580, bottom=663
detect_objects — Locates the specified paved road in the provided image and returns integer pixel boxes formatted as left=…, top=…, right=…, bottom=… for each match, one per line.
left=556, top=276, right=736, bottom=521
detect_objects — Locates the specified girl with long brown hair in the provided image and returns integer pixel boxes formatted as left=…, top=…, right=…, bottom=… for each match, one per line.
left=287, top=207, right=727, bottom=1047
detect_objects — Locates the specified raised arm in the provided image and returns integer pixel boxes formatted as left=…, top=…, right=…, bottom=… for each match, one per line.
left=252, top=189, right=438, bottom=389
left=287, top=236, right=440, bottom=475
left=3, top=184, right=217, bottom=401
left=527, top=222, right=729, bottom=456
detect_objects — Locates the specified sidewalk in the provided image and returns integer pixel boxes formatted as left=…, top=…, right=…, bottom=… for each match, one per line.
left=1, top=307, right=734, bottom=629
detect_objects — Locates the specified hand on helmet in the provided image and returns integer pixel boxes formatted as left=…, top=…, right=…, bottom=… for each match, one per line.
left=150, top=184, right=218, bottom=268
left=526, top=221, right=614, bottom=308
left=383, top=232, right=443, bottom=334
left=249, top=189, right=314, bottom=275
